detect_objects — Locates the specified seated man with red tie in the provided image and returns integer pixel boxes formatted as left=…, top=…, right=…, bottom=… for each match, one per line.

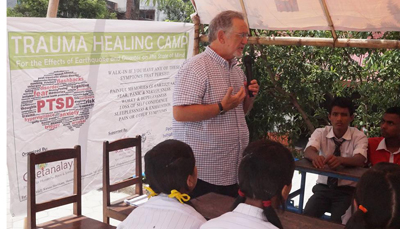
left=303, top=97, right=368, bottom=223
left=368, top=107, right=400, bottom=166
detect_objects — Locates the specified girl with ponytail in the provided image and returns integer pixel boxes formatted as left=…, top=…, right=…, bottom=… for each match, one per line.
left=201, top=139, right=295, bottom=229
left=118, top=139, right=206, bottom=229
left=345, top=162, right=400, bottom=229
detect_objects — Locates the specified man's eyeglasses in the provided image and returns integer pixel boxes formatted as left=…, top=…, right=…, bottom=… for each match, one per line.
left=235, top=33, right=249, bottom=39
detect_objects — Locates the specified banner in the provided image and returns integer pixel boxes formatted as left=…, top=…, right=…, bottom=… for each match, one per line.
left=7, top=17, right=194, bottom=216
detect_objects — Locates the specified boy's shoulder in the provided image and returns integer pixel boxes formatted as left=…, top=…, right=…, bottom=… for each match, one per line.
left=119, top=197, right=206, bottom=229
left=368, top=137, right=384, bottom=148
left=368, top=136, right=384, bottom=143
left=312, top=126, right=365, bottom=138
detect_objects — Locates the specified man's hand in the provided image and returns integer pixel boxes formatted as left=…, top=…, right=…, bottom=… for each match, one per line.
left=312, top=155, right=326, bottom=169
left=221, top=86, right=246, bottom=111
left=243, top=80, right=259, bottom=114
left=244, top=79, right=259, bottom=98
left=324, top=155, right=342, bottom=169
left=304, top=146, right=325, bottom=169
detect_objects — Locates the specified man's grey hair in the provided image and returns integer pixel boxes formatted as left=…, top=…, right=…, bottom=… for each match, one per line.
left=208, top=10, right=245, bottom=43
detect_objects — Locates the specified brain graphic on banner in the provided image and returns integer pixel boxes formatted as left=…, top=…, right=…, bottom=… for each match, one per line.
left=21, top=70, right=95, bottom=131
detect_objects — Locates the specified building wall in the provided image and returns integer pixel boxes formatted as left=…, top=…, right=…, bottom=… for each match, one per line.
left=7, top=0, right=18, bottom=8
left=107, top=0, right=166, bottom=21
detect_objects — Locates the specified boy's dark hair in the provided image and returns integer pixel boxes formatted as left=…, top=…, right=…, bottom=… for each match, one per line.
left=232, top=139, right=295, bottom=229
left=385, top=107, right=400, bottom=118
left=144, top=139, right=195, bottom=194
left=345, top=162, right=400, bottom=229
left=329, top=97, right=355, bottom=116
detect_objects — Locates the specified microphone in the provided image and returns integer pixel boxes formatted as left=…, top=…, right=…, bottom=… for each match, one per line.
left=243, top=55, right=254, bottom=97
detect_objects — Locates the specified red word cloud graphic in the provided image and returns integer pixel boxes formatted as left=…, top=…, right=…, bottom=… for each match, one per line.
left=21, top=70, right=95, bottom=131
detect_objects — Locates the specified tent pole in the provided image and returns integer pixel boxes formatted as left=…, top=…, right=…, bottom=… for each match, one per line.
left=47, top=0, right=60, bottom=18
left=239, top=0, right=251, bottom=35
left=191, top=13, right=201, bottom=56
left=199, top=35, right=400, bottom=49
left=320, top=0, right=338, bottom=42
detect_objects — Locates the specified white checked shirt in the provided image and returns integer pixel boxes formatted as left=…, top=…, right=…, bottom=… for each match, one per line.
left=200, top=203, right=278, bottom=229
left=173, top=47, right=249, bottom=185
left=117, top=194, right=206, bottom=229
left=305, top=126, right=368, bottom=187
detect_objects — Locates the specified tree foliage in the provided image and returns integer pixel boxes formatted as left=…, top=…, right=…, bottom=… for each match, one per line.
left=243, top=30, right=400, bottom=147
left=146, top=0, right=193, bottom=22
left=7, top=0, right=116, bottom=19
left=158, top=0, right=193, bottom=22
left=156, top=2, right=400, bottom=148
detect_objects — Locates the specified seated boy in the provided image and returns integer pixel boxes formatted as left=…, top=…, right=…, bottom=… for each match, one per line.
left=303, top=97, right=368, bottom=223
left=368, top=107, right=400, bottom=166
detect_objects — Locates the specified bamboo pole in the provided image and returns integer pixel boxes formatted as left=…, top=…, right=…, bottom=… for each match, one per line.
left=46, top=0, right=60, bottom=18
left=199, top=35, right=400, bottom=49
left=239, top=0, right=251, bottom=34
left=191, top=13, right=201, bottom=56
left=320, top=0, right=337, bottom=41
left=190, top=0, right=198, bottom=15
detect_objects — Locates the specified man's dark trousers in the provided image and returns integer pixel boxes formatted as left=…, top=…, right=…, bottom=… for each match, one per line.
left=190, top=179, right=238, bottom=199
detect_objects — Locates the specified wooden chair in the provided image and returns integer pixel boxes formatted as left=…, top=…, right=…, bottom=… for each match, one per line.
left=103, top=135, right=143, bottom=223
left=27, top=145, right=116, bottom=229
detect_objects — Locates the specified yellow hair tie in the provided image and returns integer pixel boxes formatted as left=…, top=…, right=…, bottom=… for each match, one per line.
left=168, top=189, right=191, bottom=204
left=144, top=186, right=158, bottom=199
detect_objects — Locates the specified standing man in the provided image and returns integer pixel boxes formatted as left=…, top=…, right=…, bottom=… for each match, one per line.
left=368, top=107, right=400, bottom=166
left=172, top=10, right=259, bottom=198
left=303, top=97, right=368, bottom=223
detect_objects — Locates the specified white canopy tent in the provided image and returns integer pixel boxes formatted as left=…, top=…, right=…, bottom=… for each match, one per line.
left=190, top=0, right=400, bottom=53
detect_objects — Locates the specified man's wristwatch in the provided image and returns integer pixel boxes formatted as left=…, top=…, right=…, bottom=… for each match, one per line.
left=218, top=102, right=226, bottom=115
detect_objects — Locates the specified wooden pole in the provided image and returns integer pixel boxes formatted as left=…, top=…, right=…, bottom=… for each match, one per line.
left=191, top=13, right=201, bottom=56
left=239, top=0, right=251, bottom=34
left=320, top=0, right=338, bottom=41
left=190, top=0, right=198, bottom=14
left=199, top=35, right=400, bottom=49
left=46, top=0, right=60, bottom=18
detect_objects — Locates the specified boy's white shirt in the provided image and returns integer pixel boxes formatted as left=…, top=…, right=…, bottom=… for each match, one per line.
left=117, top=194, right=206, bottom=229
left=305, top=126, right=368, bottom=187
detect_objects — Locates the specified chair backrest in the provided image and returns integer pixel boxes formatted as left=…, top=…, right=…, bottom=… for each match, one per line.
left=103, top=135, right=143, bottom=207
left=27, top=145, right=81, bottom=229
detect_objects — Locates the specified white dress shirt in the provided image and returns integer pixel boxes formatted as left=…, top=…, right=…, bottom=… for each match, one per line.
left=117, top=194, right=206, bottom=229
left=305, top=126, right=368, bottom=187
left=200, top=203, right=278, bottom=229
